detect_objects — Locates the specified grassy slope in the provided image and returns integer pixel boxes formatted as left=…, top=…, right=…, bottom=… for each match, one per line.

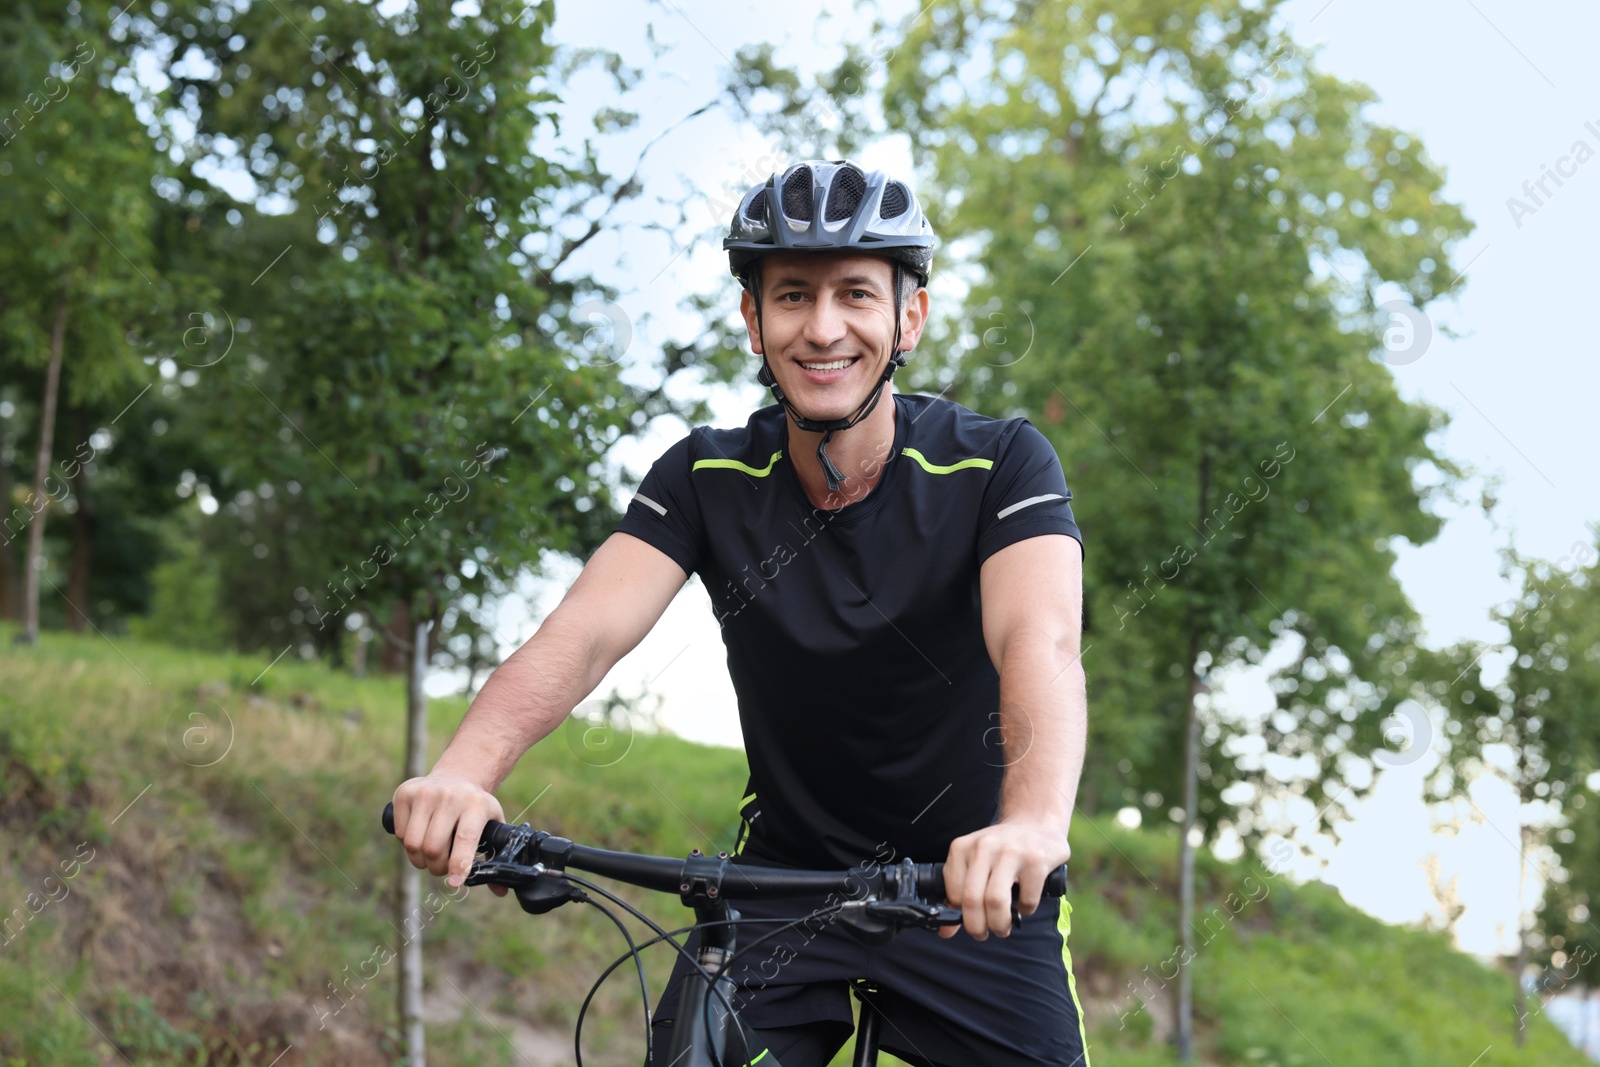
left=0, top=626, right=1584, bottom=1067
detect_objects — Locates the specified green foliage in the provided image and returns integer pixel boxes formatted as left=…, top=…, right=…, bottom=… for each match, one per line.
left=1, top=627, right=1594, bottom=1066
left=126, top=506, right=229, bottom=650
left=110, top=0, right=697, bottom=658
left=106, top=991, right=204, bottom=1063
left=1443, top=533, right=1600, bottom=964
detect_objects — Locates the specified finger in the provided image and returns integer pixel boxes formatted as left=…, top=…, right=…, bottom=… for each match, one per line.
left=942, top=836, right=972, bottom=910
left=490, top=884, right=509, bottom=898
left=400, top=797, right=435, bottom=872
left=422, top=805, right=459, bottom=877
left=391, top=786, right=413, bottom=840
left=984, top=855, right=1022, bottom=939
left=447, top=809, right=488, bottom=888
left=448, top=797, right=504, bottom=888
left=1017, top=860, right=1045, bottom=918
left=941, top=837, right=973, bottom=939
left=963, top=849, right=996, bottom=941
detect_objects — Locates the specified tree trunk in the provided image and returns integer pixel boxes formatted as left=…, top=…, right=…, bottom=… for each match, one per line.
left=0, top=440, right=17, bottom=622
left=397, top=615, right=432, bottom=1067
left=65, top=452, right=94, bottom=633
left=382, top=598, right=411, bottom=673
left=1514, top=821, right=1530, bottom=1046
left=19, top=281, right=68, bottom=645
left=1175, top=449, right=1212, bottom=1060
left=1176, top=629, right=1203, bottom=1061
left=352, top=620, right=370, bottom=677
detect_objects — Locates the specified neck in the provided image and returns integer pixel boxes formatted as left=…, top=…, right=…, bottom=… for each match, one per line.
left=786, top=383, right=899, bottom=510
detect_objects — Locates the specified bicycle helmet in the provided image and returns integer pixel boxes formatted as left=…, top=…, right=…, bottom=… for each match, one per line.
left=724, top=159, right=937, bottom=491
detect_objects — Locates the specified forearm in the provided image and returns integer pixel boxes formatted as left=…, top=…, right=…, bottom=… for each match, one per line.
left=996, top=634, right=1087, bottom=836
left=429, top=617, right=601, bottom=791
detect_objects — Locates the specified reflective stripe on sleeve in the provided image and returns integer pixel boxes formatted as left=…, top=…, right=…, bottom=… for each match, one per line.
left=996, top=492, right=1064, bottom=520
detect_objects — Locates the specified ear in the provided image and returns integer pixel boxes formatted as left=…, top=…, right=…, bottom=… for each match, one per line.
left=898, top=286, right=931, bottom=353
left=739, top=287, right=764, bottom=356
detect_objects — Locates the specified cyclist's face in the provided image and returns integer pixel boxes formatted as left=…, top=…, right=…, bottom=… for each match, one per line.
left=741, top=252, right=927, bottom=422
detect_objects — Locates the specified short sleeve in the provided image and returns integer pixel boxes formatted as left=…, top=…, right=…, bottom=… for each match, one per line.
left=977, top=420, right=1084, bottom=565
left=614, top=432, right=705, bottom=577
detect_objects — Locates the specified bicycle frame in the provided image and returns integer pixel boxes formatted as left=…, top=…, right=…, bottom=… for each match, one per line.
left=660, top=896, right=888, bottom=1067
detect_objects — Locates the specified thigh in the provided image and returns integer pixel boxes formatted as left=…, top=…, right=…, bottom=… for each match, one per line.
left=645, top=1017, right=854, bottom=1067
left=863, top=898, right=1091, bottom=1067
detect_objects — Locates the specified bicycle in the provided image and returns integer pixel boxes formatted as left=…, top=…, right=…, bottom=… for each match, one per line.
left=383, top=803, right=1069, bottom=1067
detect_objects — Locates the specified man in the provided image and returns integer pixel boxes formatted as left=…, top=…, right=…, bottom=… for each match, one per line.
left=392, top=160, right=1090, bottom=1067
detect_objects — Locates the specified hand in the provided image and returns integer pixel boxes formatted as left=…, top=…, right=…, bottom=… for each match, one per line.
left=391, top=775, right=509, bottom=897
left=938, top=819, right=1070, bottom=940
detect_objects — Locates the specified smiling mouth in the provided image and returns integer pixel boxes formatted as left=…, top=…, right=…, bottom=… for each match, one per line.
left=797, top=357, right=860, bottom=372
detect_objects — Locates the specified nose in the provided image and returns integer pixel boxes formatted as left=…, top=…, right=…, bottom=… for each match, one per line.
left=800, top=292, right=849, bottom=351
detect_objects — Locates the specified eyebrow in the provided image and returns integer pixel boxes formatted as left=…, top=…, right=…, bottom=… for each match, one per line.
left=769, top=275, right=885, bottom=290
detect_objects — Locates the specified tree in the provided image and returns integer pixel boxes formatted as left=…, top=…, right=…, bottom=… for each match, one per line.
left=140, top=0, right=694, bottom=1058
left=1450, top=536, right=1600, bottom=1044
left=842, top=0, right=1473, bottom=1055
left=0, top=0, right=177, bottom=643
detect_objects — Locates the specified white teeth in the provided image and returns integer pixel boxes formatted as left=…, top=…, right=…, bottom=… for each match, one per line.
left=800, top=358, right=857, bottom=372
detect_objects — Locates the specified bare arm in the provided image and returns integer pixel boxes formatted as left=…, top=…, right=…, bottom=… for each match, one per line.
left=393, top=531, right=688, bottom=885
left=940, top=533, right=1087, bottom=939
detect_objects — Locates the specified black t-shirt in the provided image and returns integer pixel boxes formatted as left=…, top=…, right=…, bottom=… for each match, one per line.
left=613, top=392, right=1084, bottom=871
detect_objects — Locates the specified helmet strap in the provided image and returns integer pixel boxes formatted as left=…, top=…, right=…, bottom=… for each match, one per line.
left=751, top=262, right=908, bottom=493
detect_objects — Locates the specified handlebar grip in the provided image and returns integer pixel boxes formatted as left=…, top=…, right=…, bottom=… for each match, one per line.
left=382, top=802, right=513, bottom=854
left=923, top=862, right=1069, bottom=902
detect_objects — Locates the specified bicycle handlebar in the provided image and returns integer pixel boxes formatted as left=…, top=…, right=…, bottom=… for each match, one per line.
left=382, top=802, right=1068, bottom=902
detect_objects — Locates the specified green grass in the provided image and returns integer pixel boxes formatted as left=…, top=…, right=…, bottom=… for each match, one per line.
left=0, top=624, right=1586, bottom=1066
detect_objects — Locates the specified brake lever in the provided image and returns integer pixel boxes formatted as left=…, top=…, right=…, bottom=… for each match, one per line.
left=926, top=884, right=1025, bottom=932
left=466, top=821, right=583, bottom=915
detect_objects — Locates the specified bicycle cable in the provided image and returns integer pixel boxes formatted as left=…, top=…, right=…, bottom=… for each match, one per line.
left=564, top=873, right=853, bottom=1067
left=697, top=902, right=854, bottom=1067
left=571, top=889, right=653, bottom=1067
left=575, top=916, right=806, bottom=1067
left=562, top=871, right=747, bottom=1067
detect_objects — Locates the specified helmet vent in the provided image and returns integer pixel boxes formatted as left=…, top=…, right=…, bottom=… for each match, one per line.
left=824, top=166, right=867, bottom=222
left=880, top=181, right=910, bottom=219
left=744, top=190, right=768, bottom=221
left=781, top=166, right=815, bottom=221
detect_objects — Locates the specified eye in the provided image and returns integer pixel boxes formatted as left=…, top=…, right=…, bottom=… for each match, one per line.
left=779, top=291, right=805, bottom=303
left=847, top=289, right=871, bottom=300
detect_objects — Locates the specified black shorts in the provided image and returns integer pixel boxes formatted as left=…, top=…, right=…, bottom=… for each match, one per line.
left=650, top=878, right=1091, bottom=1067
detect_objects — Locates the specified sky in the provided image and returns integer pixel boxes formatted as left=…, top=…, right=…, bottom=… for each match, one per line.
left=420, top=0, right=1600, bottom=961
